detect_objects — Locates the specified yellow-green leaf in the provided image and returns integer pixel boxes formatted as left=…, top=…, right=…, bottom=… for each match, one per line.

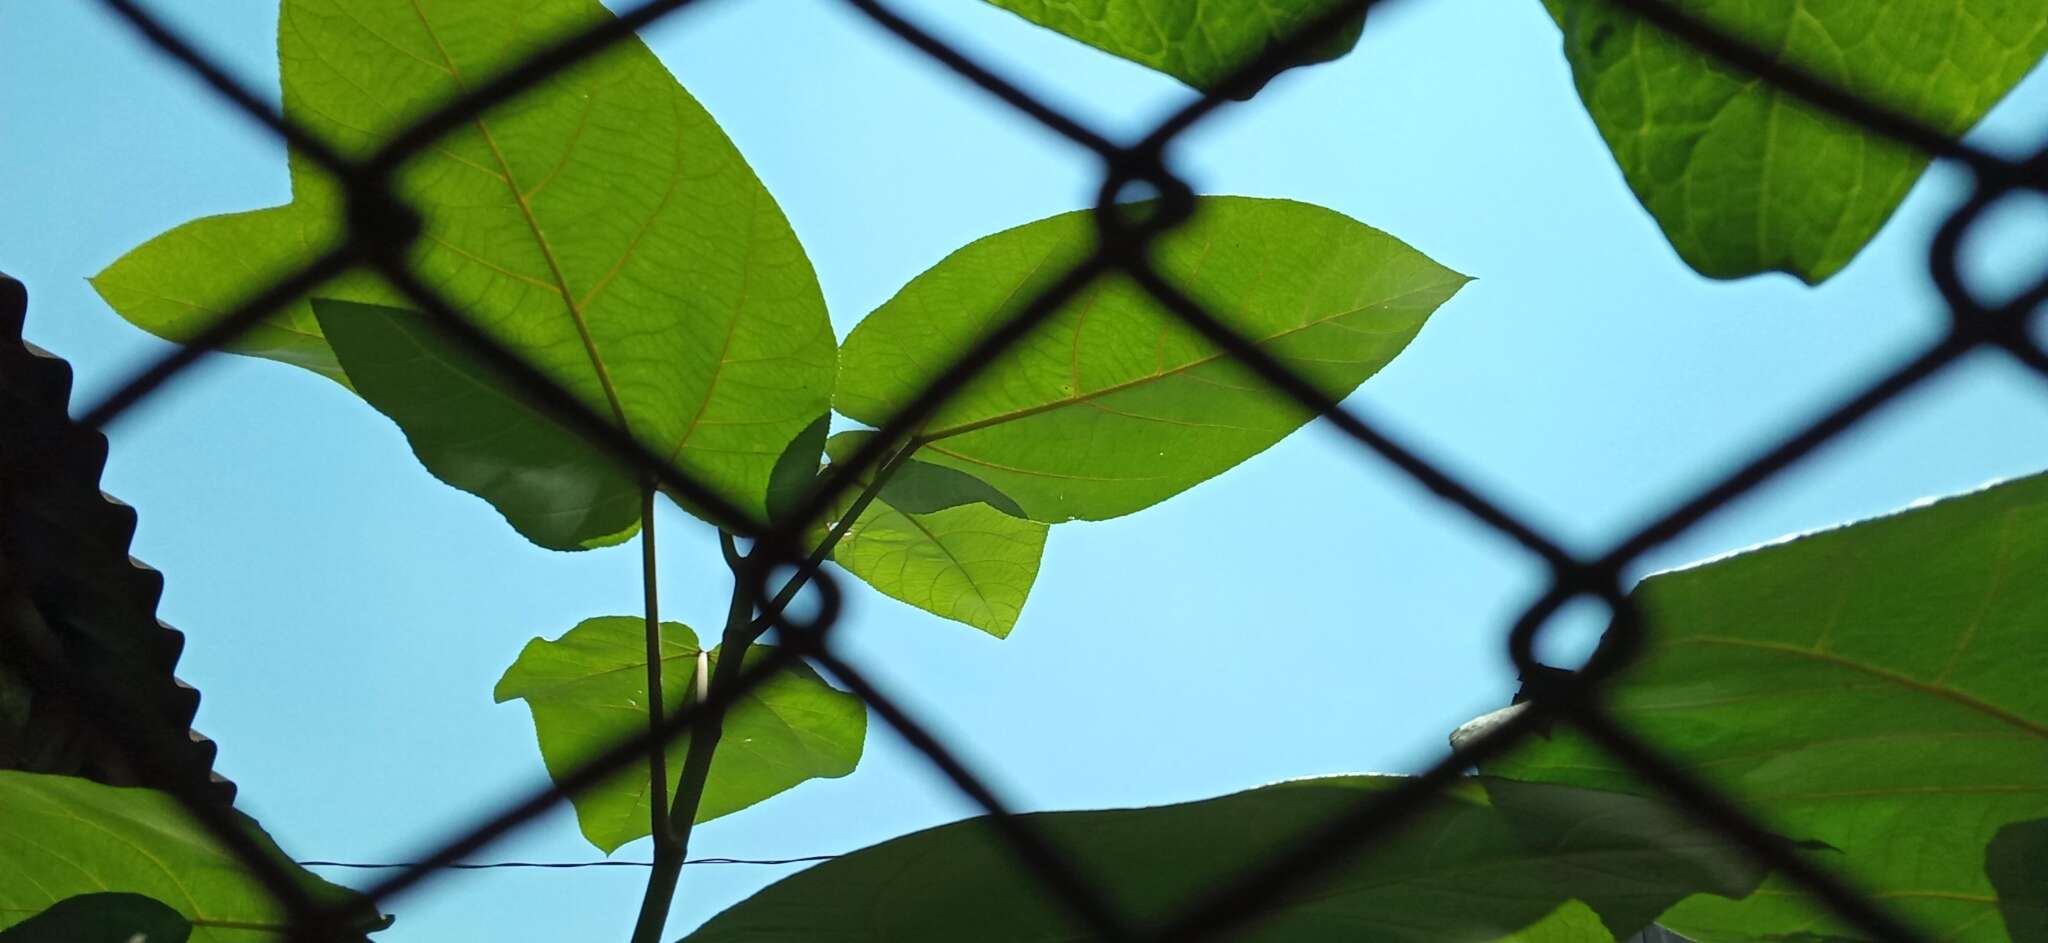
left=0, top=772, right=384, bottom=942
left=1548, top=0, right=2048, bottom=282
left=493, top=616, right=865, bottom=854
left=91, top=0, right=835, bottom=534
left=980, top=0, right=1365, bottom=96
left=836, top=197, right=1466, bottom=523
left=822, top=432, right=1047, bottom=638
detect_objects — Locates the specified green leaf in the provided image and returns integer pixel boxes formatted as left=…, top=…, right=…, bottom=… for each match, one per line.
left=836, top=197, right=1467, bottom=523
left=493, top=616, right=865, bottom=854
left=1484, top=472, right=2048, bottom=943
left=827, top=431, right=1028, bottom=519
left=766, top=414, right=833, bottom=527
left=312, top=299, right=638, bottom=550
left=0, top=893, right=192, bottom=943
left=1547, top=0, right=2048, bottom=283
left=980, top=0, right=1365, bottom=96
left=91, top=0, right=836, bottom=530
left=680, top=775, right=1772, bottom=942
left=822, top=432, right=1048, bottom=638
left=0, top=771, right=385, bottom=941
left=1988, top=818, right=2048, bottom=943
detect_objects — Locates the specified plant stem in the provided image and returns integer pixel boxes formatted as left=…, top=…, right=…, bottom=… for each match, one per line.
left=629, top=483, right=680, bottom=943
left=624, top=440, right=918, bottom=943
left=640, top=484, right=673, bottom=848
left=751, top=438, right=922, bottom=631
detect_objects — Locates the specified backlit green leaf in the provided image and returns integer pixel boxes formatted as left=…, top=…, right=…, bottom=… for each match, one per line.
left=836, top=197, right=1466, bottom=523
left=680, top=775, right=1771, bottom=942
left=0, top=772, right=384, bottom=942
left=493, top=616, right=865, bottom=854
left=822, top=432, right=1047, bottom=638
left=312, top=299, right=637, bottom=550
left=1485, top=472, right=2048, bottom=943
left=91, top=0, right=835, bottom=531
left=1547, top=0, right=2048, bottom=283
left=0, top=893, right=191, bottom=943
left=980, top=0, right=1365, bottom=96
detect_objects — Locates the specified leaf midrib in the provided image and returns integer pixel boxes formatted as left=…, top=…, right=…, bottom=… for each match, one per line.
left=406, top=0, right=632, bottom=434
left=899, top=505, right=994, bottom=611
left=917, top=278, right=1452, bottom=442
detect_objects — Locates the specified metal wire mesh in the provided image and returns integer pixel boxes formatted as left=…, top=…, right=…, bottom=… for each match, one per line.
left=12, top=0, right=2048, bottom=940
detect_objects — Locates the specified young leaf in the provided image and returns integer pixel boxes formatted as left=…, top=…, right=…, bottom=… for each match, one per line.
left=1548, top=0, right=2048, bottom=283
left=91, top=0, right=836, bottom=529
left=0, top=771, right=386, bottom=941
left=493, top=616, right=865, bottom=854
left=0, top=893, right=192, bottom=943
left=822, top=432, right=1048, bottom=638
left=979, top=0, right=1366, bottom=96
left=680, top=775, right=1771, bottom=942
left=312, top=299, right=638, bottom=550
left=837, top=197, right=1467, bottom=523
left=1484, top=472, right=2048, bottom=943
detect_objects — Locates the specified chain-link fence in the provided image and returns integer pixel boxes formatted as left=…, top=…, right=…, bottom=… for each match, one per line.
left=5, top=0, right=2047, bottom=940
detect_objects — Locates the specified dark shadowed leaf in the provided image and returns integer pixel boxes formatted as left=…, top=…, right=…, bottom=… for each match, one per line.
left=826, top=431, right=1027, bottom=518
left=680, top=775, right=1769, bottom=942
left=493, top=616, right=865, bottom=854
left=0, top=772, right=385, bottom=941
left=0, top=893, right=191, bottom=943
left=92, top=0, right=835, bottom=533
left=980, top=0, right=1365, bottom=96
left=836, top=197, right=1466, bottom=523
left=766, top=414, right=833, bottom=526
left=1988, top=818, right=2048, bottom=943
left=821, top=432, right=1047, bottom=637
left=1486, top=472, right=2048, bottom=943
left=1547, top=0, right=2048, bottom=283
left=313, top=299, right=638, bottom=550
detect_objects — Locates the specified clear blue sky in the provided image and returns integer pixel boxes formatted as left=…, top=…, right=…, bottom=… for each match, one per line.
left=4, top=1, right=2047, bottom=940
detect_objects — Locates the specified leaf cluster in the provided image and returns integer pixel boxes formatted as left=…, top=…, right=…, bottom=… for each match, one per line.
left=15, top=0, right=2047, bottom=940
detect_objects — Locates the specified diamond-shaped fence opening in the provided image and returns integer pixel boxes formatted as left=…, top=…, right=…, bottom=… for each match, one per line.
left=5, top=0, right=2048, bottom=941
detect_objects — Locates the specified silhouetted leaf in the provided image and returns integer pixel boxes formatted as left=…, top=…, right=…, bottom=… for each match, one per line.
left=837, top=197, right=1465, bottom=523
left=494, top=616, right=865, bottom=853
left=1487, top=472, right=2048, bottom=942
left=828, top=431, right=1028, bottom=519
left=313, top=299, right=637, bottom=550
left=0, top=893, right=191, bottom=943
left=981, top=0, right=1365, bottom=96
left=1989, top=818, right=2048, bottom=943
left=93, top=0, right=834, bottom=532
left=766, top=414, right=833, bottom=526
left=0, top=772, right=385, bottom=941
left=680, top=776, right=1770, bottom=942
left=1548, top=0, right=2048, bottom=282
left=821, top=432, right=1047, bottom=637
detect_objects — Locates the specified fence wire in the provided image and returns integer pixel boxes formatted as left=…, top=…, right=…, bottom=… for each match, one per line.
left=12, top=0, right=2048, bottom=940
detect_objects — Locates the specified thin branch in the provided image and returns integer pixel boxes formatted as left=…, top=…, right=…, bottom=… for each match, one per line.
left=751, top=437, right=923, bottom=632
left=625, top=438, right=921, bottom=943
left=630, top=482, right=680, bottom=943
left=640, top=483, right=675, bottom=851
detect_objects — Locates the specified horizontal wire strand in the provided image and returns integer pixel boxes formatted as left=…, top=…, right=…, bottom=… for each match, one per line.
left=299, top=856, right=837, bottom=870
